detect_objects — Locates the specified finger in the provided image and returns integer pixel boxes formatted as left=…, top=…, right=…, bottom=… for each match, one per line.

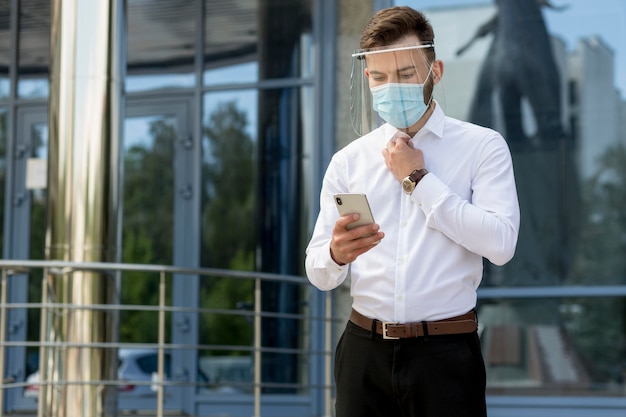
left=391, top=131, right=411, bottom=144
left=335, top=213, right=360, bottom=230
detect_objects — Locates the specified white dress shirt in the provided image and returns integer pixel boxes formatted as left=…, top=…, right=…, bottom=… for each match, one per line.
left=305, top=102, right=520, bottom=323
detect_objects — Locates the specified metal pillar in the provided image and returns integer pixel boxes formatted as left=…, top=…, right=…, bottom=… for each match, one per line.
left=41, top=1, right=125, bottom=416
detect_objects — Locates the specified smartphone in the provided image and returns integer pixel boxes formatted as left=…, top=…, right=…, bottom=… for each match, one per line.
left=333, top=193, right=375, bottom=230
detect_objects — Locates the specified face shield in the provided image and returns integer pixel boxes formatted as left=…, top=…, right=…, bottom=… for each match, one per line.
left=350, top=43, right=435, bottom=136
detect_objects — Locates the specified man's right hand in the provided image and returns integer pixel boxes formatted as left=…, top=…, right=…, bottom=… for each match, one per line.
left=329, top=214, right=384, bottom=265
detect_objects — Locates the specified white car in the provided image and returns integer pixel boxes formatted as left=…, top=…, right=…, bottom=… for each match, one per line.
left=24, top=348, right=208, bottom=398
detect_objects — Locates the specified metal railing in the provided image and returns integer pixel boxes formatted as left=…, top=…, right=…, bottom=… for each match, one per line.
left=0, top=260, right=336, bottom=417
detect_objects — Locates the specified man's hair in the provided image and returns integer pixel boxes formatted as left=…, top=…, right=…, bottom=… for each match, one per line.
left=360, top=6, right=435, bottom=61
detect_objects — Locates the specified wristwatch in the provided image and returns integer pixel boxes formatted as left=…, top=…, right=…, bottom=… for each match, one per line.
left=402, top=168, right=429, bottom=195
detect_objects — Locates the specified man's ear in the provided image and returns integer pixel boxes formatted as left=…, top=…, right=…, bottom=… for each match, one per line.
left=432, top=60, right=444, bottom=84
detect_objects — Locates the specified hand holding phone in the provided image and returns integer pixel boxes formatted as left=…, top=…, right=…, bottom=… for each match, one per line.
left=331, top=193, right=381, bottom=264
left=333, top=193, right=375, bottom=230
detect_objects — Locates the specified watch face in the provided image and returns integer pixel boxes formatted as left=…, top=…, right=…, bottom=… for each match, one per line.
left=402, top=177, right=415, bottom=194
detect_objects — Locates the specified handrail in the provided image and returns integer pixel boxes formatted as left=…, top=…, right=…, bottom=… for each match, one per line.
left=0, top=259, right=335, bottom=417
left=0, top=259, right=307, bottom=283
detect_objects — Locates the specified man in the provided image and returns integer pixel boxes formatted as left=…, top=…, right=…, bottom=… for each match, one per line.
left=305, top=6, right=520, bottom=417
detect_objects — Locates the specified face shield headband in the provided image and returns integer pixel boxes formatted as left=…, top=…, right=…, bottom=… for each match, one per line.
left=350, top=43, right=435, bottom=136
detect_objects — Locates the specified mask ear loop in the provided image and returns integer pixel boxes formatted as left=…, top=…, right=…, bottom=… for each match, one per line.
left=413, top=49, right=435, bottom=107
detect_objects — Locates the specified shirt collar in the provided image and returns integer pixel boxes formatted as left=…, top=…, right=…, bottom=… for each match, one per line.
left=416, top=100, right=445, bottom=139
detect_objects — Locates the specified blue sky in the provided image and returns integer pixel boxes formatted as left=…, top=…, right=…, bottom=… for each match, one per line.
left=400, top=0, right=626, bottom=97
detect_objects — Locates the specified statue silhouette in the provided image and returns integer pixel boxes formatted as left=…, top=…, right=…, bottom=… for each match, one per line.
left=459, top=0, right=569, bottom=146
left=459, top=0, right=580, bottom=296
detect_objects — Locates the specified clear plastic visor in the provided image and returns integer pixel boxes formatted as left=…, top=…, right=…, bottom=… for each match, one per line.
left=350, top=43, right=434, bottom=136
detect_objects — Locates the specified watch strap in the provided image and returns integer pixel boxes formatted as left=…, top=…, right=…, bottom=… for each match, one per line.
left=408, top=168, right=429, bottom=185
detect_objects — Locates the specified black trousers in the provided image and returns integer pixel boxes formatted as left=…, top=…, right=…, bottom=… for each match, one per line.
left=334, top=320, right=487, bottom=417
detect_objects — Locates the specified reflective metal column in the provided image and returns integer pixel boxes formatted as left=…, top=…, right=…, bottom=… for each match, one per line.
left=42, top=1, right=125, bottom=416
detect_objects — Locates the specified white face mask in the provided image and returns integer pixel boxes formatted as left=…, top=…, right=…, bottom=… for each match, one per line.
left=370, top=82, right=429, bottom=128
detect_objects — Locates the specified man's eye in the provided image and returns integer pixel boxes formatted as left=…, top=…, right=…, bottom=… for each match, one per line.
left=400, top=73, right=416, bottom=80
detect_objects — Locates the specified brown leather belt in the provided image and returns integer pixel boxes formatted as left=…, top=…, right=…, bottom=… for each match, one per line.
left=349, top=308, right=478, bottom=339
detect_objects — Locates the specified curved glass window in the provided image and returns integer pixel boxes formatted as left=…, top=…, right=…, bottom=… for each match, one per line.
left=203, top=0, right=313, bottom=86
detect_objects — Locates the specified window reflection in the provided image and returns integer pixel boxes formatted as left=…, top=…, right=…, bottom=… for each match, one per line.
left=0, top=0, right=9, bottom=98
left=0, top=78, right=8, bottom=99
left=388, top=2, right=626, bottom=289
left=199, top=85, right=314, bottom=394
left=203, top=1, right=258, bottom=86
left=126, top=73, right=195, bottom=93
left=201, top=90, right=257, bottom=273
left=122, top=115, right=176, bottom=267
left=203, top=62, right=258, bottom=87
left=18, top=0, right=50, bottom=99
left=199, top=90, right=257, bottom=393
left=479, top=297, right=626, bottom=396
left=26, top=121, right=47, bottom=395
left=203, top=0, right=313, bottom=85
left=18, top=79, right=49, bottom=98
left=121, top=115, right=176, bottom=345
left=126, top=0, right=195, bottom=92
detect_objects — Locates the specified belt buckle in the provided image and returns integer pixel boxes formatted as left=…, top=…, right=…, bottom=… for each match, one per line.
left=382, top=321, right=399, bottom=339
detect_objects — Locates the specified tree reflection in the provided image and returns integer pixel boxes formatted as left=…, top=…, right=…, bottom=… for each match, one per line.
left=121, top=119, right=175, bottom=344
left=200, top=101, right=255, bottom=357
left=568, top=144, right=626, bottom=386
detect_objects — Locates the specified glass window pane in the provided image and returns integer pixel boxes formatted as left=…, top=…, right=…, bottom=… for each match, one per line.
left=0, top=79, right=8, bottom=100
left=126, top=0, right=195, bottom=92
left=201, top=89, right=257, bottom=270
left=198, top=86, right=314, bottom=394
left=0, top=0, right=9, bottom=98
left=199, top=89, right=258, bottom=393
left=393, top=1, right=626, bottom=288
left=120, top=114, right=176, bottom=347
left=122, top=114, right=176, bottom=267
left=26, top=120, right=47, bottom=399
left=203, top=0, right=314, bottom=86
left=479, top=297, right=626, bottom=396
left=0, top=108, right=6, bottom=256
left=18, top=0, right=50, bottom=98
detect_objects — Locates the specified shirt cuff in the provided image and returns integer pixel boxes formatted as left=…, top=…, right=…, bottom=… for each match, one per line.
left=410, top=172, right=447, bottom=214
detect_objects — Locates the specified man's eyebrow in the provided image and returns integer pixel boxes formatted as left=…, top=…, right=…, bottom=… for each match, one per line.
left=368, top=65, right=416, bottom=75
left=396, top=65, right=417, bottom=72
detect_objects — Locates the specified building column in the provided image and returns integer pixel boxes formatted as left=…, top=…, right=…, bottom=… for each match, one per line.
left=41, top=1, right=125, bottom=416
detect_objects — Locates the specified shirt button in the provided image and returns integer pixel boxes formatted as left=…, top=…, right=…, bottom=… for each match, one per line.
left=396, top=295, right=403, bottom=301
